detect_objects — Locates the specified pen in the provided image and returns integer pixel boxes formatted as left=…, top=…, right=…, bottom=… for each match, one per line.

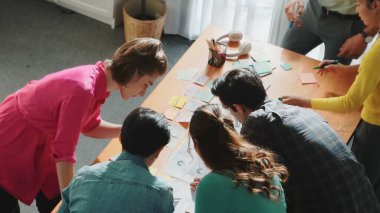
left=289, top=21, right=294, bottom=29
left=313, top=60, right=339, bottom=69
left=289, top=1, right=298, bottom=29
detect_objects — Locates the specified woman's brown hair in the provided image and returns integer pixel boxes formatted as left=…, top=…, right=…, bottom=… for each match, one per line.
left=108, top=38, right=167, bottom=85
left=189, top=104, right=288, bottom=200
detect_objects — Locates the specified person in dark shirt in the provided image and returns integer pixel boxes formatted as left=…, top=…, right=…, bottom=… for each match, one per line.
left=210, top=68, right=380, bottom=212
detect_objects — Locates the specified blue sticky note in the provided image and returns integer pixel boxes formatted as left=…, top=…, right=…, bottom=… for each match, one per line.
left=195, top=90, right=214, bottom=103
left=239, top=59, right=255, bottom=67
left=252, top=62, right=272, bottom=76
left=205, top=80, right=214, bottom=89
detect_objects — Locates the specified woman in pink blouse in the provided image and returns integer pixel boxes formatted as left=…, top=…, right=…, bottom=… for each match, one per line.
left=0, top=38, right=168, bottom=212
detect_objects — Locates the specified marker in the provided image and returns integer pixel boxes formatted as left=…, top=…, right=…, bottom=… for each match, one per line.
left=289, top=21, right=294, bottom=29
left=313, top=60, right=339, bottom=69
left=289, top=2, right=299, bottom=29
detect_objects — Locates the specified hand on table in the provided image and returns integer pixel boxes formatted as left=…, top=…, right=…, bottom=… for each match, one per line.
left=281, top=96, right=311, bottom=108
left=316, top=60, right=347, bottom=76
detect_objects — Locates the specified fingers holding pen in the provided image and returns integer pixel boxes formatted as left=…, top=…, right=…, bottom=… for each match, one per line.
left=285, top=0, right=304, bottom=28
left=314, top=60, right=340, bottom=76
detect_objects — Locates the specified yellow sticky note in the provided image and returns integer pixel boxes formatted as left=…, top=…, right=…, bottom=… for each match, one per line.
left=168, top=96, right=188, bottom=108
left=149, top=167, right=158, bottom=175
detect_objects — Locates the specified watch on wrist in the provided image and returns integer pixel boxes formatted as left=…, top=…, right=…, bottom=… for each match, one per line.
left=360, top=31, right=374, bottom=44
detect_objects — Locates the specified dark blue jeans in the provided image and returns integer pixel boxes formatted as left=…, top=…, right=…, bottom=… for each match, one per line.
left=281, top=0, right=364, bottom=65
left=0, top=187, right=60, bottom=213
left=351, top=119, right=380, bottom=201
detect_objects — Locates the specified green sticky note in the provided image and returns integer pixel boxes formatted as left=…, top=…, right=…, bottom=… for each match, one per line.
left=253, top=62, right=272, bottom=76
left=280, top=63, right=292, bottom=71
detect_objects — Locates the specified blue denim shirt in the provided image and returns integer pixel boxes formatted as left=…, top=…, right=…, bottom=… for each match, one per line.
left=58, top=151, right=174, bottom=213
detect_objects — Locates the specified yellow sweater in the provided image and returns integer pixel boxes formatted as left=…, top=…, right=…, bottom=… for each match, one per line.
left=311, top=38, right=380, bottom=126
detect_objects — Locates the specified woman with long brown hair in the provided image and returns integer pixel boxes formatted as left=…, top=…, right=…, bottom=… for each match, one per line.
left=189, top=104, right=288, bottom=213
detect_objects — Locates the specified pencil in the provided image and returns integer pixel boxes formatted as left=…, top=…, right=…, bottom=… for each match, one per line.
left=313, top=60, right=339, bottom=69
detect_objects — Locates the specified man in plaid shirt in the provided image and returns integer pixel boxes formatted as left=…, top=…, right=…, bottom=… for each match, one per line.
left=211, top=68, right=380, bottom=213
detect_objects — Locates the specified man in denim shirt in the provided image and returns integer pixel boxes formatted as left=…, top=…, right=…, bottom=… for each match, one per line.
left=59, top=107, right=174, bottom=213
left=211, top=68, right=380, bottom=213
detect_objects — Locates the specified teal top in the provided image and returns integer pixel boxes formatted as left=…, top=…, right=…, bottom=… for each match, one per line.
left=195, top=172, right=286, bottom=213
left=58, top=151, right=174, bottom=213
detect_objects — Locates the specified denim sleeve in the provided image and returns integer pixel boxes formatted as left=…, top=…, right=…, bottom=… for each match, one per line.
left=157, top=188, right=174, bottom=213
left=57, top=185, right=71, bottom=213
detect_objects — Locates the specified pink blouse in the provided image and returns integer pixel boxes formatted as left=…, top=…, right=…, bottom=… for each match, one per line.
left=0, top=61, right=110, bottom=204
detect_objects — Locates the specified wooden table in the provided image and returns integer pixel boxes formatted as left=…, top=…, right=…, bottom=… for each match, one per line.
left=95, top=25, right=360, bottom=164
left=53, top=25, right=360, bottom=212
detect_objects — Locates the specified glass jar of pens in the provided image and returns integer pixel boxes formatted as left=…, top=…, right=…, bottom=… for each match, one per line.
left=206, top=38, right=226, bottom=67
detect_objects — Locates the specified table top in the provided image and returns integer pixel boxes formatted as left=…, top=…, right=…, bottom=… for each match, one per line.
left=95, top=25, right=359, bottom=165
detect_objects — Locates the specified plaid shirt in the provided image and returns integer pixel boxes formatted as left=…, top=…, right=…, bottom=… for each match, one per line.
left=241, top=99, right=380, bottom=213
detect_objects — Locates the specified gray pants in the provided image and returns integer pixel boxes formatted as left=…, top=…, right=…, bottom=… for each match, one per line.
left=351, top=119, right=380, bottom=202
left=281, top=0, right=364, bottom=65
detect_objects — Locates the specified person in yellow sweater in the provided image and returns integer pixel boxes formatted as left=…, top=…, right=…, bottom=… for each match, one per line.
left=282, top=0, right=380, bottom=201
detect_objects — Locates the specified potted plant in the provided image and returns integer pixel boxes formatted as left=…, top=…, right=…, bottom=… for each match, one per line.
left=123, top=0, right=167, bottom=42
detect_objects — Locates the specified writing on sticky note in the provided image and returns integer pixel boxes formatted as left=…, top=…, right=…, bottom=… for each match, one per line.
left=298, top=73, right=317, bottom=84
left=176, top=110, right=193, bottom=123
left=280, top=63, right=292, bottom=71
left=195, top=90, right=214, bottom=103
left=192, top=74, right=209, bottom=86
left=168, top=96, right=188, bottom=108
left=164, top=107, right=180, bottom=120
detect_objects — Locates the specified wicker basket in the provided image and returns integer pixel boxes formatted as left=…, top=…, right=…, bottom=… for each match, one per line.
left=123, top=0, right=167, bottom=42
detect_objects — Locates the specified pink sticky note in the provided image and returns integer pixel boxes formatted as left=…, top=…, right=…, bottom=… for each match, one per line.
left=175, top=110, right=194, bottom=123
left=164, top=108, right=180, bottom=120
left=298, top=73, right=317, bottom=84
